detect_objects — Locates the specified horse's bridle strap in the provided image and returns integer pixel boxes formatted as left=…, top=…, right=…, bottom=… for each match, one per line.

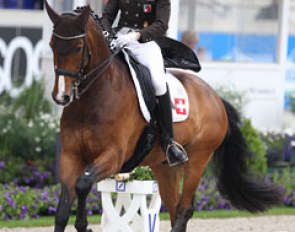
left=55, top=68, right=85, bottom=80
left=53, top=32, right=86, bottom=40
left=76, top=48, right=121, bottom=98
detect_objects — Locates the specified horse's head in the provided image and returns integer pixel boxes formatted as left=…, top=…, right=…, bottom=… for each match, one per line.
left=45, top=1, right=94, bottom=106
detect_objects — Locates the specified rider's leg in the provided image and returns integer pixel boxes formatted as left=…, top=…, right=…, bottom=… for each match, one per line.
left=155, top=85, right=188, bottom=166
left=129, top=41, right=188, bottom=166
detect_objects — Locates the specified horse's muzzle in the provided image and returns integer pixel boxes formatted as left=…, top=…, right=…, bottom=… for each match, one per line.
left=52, top=92, right=71, bottom=107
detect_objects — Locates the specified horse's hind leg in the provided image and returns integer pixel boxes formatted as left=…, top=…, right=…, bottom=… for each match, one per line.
left=151, top=163, right=182, bottom=225
left=172, top=150, right=213, bottom=232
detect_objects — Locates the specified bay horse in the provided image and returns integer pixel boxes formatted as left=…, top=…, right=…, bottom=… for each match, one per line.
left=45, top=2, right=282, bottom=232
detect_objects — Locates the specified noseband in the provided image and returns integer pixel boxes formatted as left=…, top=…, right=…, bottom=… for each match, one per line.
left=53, top=13, right=119, bottom=99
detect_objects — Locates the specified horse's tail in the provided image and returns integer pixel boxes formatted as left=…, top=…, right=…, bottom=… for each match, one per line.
left=211, top=99, right=283, bottom=212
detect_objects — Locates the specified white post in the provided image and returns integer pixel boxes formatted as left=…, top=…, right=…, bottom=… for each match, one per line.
left=277, top=0, right=290, bottom=65
left=167, top=0, right=179, bottom=39
left=98, top=180, right=162, bottom=232
left=278, top=0, right=290, bottom=128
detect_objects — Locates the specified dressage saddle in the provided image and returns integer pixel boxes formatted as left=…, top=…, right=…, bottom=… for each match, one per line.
left=155, top=36, right=202, bottom=73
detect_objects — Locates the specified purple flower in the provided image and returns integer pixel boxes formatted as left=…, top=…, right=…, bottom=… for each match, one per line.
left=0, top=161, right=5, bottom=169
left=20, top=206, right=28, bottom=219
left=40, top=190, right=49, bottom=200
left=284, top=196, right=291, bottom=205
left=218, top=199, right=226, bottom=208
left=19, top=186, right=27, bottom=193
left=87, top=208, right=93, bottom=216
left=48, top=206, right=56, bottom=215
left=4, top=193, right=16, bottom=208
left=4, top=213, right=10, bottom=220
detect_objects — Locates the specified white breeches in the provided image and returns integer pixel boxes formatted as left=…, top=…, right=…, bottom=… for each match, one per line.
left=125, top=41, right=167, bottom=96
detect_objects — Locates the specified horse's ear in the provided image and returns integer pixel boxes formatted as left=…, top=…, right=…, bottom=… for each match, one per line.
left=75, top=5, right=91, bottom=31
left=44, top=0, right=61, bottom=26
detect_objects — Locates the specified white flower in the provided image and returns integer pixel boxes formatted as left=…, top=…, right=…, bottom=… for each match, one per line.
left=49, top=122, right=56, bottom=129
left=28, top=121, right=34, bottom=128
left=284, top=128, right=294, bottom=136
left=35, top=147, right=42, bottom=153
left=40, top=112, right=51, bottom=121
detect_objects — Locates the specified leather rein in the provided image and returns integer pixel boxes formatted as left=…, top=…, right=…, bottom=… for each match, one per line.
left=53, top=12, right=120, bottom=99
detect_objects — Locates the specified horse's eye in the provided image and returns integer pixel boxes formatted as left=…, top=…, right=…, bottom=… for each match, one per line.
left=75, top=47, right=82, bottom=53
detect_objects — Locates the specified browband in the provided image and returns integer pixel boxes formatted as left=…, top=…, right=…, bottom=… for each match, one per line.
left=53, top=32, right=86, bottom=40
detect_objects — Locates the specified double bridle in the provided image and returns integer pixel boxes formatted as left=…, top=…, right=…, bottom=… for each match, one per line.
left=53, top=12, right=119, bottom=99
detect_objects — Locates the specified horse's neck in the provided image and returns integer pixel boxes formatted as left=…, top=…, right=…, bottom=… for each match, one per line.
left=65, top=24, right=133, bottom=118
left=68, top=58, right=131, bottom=116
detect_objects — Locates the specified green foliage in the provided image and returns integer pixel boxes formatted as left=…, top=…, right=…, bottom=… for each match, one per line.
left=260, top=131, right=293, bottom=163
left=0, top=80, right=52, bottom=121
left=0, top=113, right=58, bottom=162
left=240, top=119, right=267, bottom=174
left=0, top=184, right=42, bottom=220
left=0, top=79, right=58, bottom=185
left=286, top=91, right=295, bottom=114
left=271, top=168, right=295, bottom=196
left=0, top=183, right=102, bottom=220
left=129, top=167, right=155, bottom=181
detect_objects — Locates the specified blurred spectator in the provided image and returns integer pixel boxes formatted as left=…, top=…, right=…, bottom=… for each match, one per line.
left=181, top=30, right=199, bottom=51
left=181, top=30, right=210, bottom=61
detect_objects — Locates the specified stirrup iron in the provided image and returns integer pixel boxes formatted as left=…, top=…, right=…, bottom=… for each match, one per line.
left=165, top=141, right=188, bottom=167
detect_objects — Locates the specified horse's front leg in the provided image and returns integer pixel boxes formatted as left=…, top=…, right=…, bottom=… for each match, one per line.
left=74, top=165, right=95, bottom=232
left=55, top=154, right=85, bottom=232
left=54, top=184, right=74, bottom=232
left=74, top=150, right=120, bottom=232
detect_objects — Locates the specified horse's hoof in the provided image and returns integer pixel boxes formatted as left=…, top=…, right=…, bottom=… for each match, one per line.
left=86, top=229, right=93, bottom=232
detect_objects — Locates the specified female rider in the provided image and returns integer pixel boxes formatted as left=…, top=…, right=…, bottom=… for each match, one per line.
left=101, top=0, right=188, bottom=166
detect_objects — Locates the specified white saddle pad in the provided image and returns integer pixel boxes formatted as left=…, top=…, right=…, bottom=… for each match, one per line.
left=122, top=50, right=189, bottom=123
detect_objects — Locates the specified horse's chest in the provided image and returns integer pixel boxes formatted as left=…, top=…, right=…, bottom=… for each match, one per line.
left=61, top=118, right=108, bottom=155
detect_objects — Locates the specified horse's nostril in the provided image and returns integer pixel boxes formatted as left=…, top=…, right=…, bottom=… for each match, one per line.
left=63, top=95, right=70, bottom=103
left=52, top=94, right=71, bottom=106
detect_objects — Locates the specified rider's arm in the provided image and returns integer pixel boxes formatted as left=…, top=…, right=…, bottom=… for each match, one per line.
left=138, top=0, right=171, bottom=43
left=101, top=0, right=119, bottom=33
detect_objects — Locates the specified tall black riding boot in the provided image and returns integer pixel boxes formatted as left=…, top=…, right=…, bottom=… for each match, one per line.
left=156, top=88, right=188, bottom=166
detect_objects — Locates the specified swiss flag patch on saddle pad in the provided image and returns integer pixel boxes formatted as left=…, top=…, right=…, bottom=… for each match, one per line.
left=166, top=72, right=189, bottom=122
